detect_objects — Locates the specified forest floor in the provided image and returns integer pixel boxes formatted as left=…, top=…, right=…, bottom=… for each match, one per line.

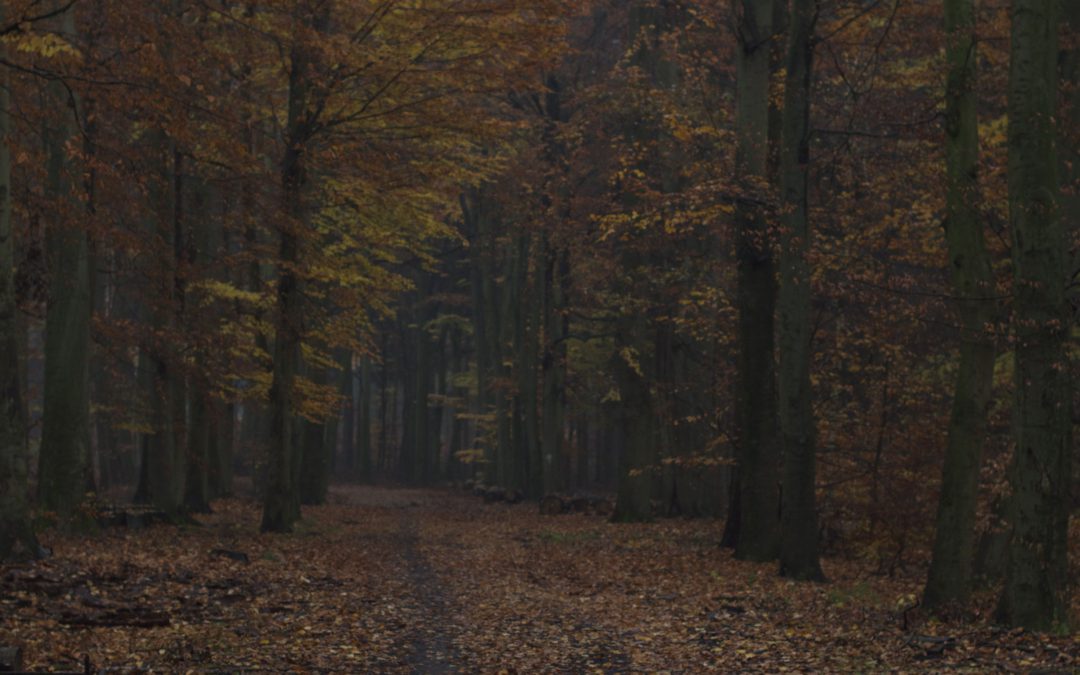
left=2, top=485, right=1078, bottom=673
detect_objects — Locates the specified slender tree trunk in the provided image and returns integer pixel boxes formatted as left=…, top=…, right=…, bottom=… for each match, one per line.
left=1061, top=0, right=1080, bottom=513
left=463, top=191, right=494, bottom=483
left=523, top=235, right=543, bottom=497
left=412, top=294, right=433, bottom=485
left=300, top=360, right=328, bottom=504
left=338, top=351, right=356, bottom=478
left=729, top=0, right=781, bottom=561
left=262, top=38, right=313, bottom=532
left=168, top=149, right=188, bottom=511
left=358, top=356, right=373, bottom=481
left=493, top=240, right=517, bottom=489
left=300, top=416, right=328, bottom=505
left=541, top=245, right=567, bottom=495
left=430, top=329, right=447, bottom=481
left=183, top=177, right=212, bottom=513
left=924, top=0, right=996, bottom=608
left=184, top=386, right=211, bottom=512
left=377, top=333, right=390, bottom=476
left=611, top=314, right=654, bottom=522
left=996, top=0, right=1070, bottom=631
left=239, top=132, right=269, bottom=494
left=210, top=402, right=233, bottom=497
left=777, top=0, right=824, bottom=582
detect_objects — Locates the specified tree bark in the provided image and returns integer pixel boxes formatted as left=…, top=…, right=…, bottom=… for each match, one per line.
left=996, top=0, right=1070, bottom=631
left=38, top=4, right=91, bottom=524
left=777, top=0, right=824, bottom=582
left=0, top=34, right=41, bottom=558
left=924, top=0, right=996, bottom=608
left=729, top=0, right=781, bottom=562
left=611, top=315, right=654, bottom=522
left=541, top=244, right=568, bottom=496
left=262, top=34, right=314, bottom=532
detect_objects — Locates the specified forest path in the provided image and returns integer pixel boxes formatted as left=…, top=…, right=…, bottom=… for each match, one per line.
left=3, top=485, right=1076, bottom=672
left=397, top=501, right=458, bottom=673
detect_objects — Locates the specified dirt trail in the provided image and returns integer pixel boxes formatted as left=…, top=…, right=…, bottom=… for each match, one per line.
left=2, top=485, right=1077, bottom=672
left=398, top=507, right=457, bottom=674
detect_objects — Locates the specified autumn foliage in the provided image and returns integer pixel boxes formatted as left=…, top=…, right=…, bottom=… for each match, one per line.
left=0, top=0, right=1078, bottom=668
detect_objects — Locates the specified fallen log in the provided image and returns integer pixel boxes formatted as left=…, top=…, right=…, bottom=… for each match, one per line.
left=59, top=606, right=171, bottom=628
left=210, top=548, right=250, bottom=564
left=96, top=505, right=171, bottom=529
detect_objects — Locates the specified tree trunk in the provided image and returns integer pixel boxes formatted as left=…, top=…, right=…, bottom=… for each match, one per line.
left=209, top=401, right=233, bottom=498
left=184, top=386, right=211, bottom=512
left=38, top=5, right=90, bottom=524
left=262, top=37, right=313, bottom=532
left=611, top=314, right=654, bottom=522
left=358, top=356, right=373, bottom=481
left=541, top=245, right=567, bottom=496
left=995, top=0, right=1070, bottom=631
left=0, top=40, right=41, bottom=558
left=338, top=352, right=356, bottom=478
left=494, top=239, right=518, bottom=489
left=184, top=177, right=213, bottom=513
left=924, top=0, right=996, bottom=608
left=729, top=0, right=780, bottom=562
left=300, top=419, right=329, bottom=505
left=522, top=235, right=543, bottom=498
left=777, top=0, right=824, bottom=582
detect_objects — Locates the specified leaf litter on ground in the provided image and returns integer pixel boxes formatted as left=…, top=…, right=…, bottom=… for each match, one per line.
left=1, top=485, right=1076, bottom=672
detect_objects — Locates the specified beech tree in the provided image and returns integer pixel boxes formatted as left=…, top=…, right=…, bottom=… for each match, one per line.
left=0, top=8, right=40, bottom=558
left=727, top=0, right=781, bottom=561
left=37, top=3, right=92, bottom=525
left=924, top=0, right=996, bottom=609
left=996, top=0, right=1070, bottom=631
left=777, top=0, right=823, bottom=582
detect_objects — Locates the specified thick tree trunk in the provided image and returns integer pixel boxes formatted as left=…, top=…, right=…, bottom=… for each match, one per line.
left=38, top=5, right=90, bottom=524
left=729, top=0, right=780, bottom=562
left=338, top=352, right=356, bottom=478
left=522, top=235, right=543, bottom=498
left=0, top=45, right=41, bottom=559
left=777, top=0, right=824, bottom=582
left=1063, top=0, right=1080, bottom=514
left=358, top=356, right=373, bottom=481
left=924, top=0, right=996, bottom=608
left=996, top=0, right=1070, bottom=631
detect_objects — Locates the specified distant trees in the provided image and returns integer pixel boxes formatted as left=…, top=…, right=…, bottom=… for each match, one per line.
left=0, top=0, right=1073, bottom=634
